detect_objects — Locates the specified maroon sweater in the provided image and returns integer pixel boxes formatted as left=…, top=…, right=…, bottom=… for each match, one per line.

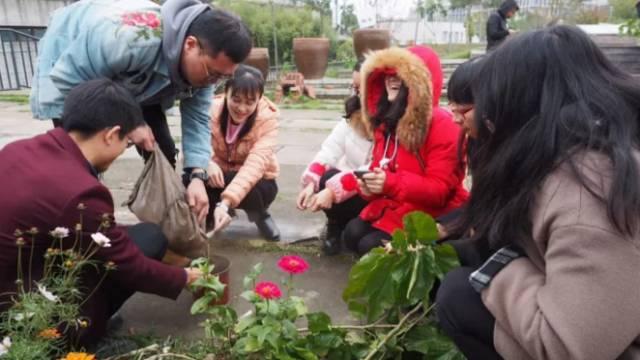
left=0, top=128, right=185, bottom=342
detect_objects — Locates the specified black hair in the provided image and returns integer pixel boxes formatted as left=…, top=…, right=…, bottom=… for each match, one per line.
left=454, top=25, right=640, bottom=251
left=372, top=84, right=409, bottom=135
left=220, top=65, right=265, bottom=141
left=187, top=8, right=252, bottom=63
left=499, top=0, right=519, bottom=13
left=345, top=95, right=361, bottom=119
left=62, top=78, right=144, bottom=138
left=447, top=56, right=484, bottom=105
left=447, top=57, right=484, bottom=170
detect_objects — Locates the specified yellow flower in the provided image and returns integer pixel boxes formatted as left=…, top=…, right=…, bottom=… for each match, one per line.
left=38, top=328, right=61, bottom=339
left=60, top=352, right=95, bottom=360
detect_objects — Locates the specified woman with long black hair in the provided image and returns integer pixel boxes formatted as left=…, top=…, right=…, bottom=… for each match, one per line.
left=436, top=25, right=640, bottom=360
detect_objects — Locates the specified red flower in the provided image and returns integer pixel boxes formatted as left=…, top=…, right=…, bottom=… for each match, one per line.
left=255, top=281, right=282, bottom=300
left=277, top=255, right=309, bottom=275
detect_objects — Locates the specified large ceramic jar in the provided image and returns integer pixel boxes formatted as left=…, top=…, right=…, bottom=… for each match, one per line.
left=243, top=47, right=270, bottom=80
left=293, top=37, right=330, bottom=80
left=353, top=28, right=391, bottom=60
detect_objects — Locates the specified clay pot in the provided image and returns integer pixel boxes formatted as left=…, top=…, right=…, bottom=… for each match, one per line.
left=353, top=28, right=391, bottom=60
left=293, top=37, right=330, bottom=80
left=193, top=254, right=231, bottom=305
left=244, top=47, right=270, bottom=80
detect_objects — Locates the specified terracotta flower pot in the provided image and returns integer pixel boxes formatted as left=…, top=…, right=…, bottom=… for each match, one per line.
left=353, top=28, right=391, bottom=60
left=193, top=254, right=231, bottom=305
left=244, top=47, right=270, bottom=80
left=293, top=37, right=330, bottom=80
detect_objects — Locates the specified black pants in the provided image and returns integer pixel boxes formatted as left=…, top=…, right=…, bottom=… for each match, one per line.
left=436, top=267, right=502, bottom=360
left=342, top=217, right=390, bottom=256
left=140, top=105, right=177, bottom=168
left=106, top=223, right=169, bottom=315
left=205, top=171, right=278, bottom=230
left=319, top=168, right=367, bottom=228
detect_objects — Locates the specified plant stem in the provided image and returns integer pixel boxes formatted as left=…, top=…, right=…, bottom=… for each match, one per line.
left=297, top=324, right=397, bottom=333
left=103, top=344, right=160, bottom=360
left=16, top=245, right=24, bottom=294
left=28, top=234, right=36, bottom=291
left=363, top=303, right=427, bottom=360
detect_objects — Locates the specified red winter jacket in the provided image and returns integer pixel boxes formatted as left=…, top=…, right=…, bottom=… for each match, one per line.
left=356, top=46, right=469, bottom=234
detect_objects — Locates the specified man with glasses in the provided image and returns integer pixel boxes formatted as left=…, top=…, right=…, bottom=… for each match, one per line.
left=0, top=79, right=203, bottom=347
left=30, top=0, right=252, bottom=223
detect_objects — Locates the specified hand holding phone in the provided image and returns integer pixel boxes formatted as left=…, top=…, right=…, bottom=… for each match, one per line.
left=353, top=170, right=370, bottom=179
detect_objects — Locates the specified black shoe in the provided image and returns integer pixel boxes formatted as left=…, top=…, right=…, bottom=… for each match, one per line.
left=255, top=215, right=280, bottom=241
left=322, top=222, right=342, bottom=256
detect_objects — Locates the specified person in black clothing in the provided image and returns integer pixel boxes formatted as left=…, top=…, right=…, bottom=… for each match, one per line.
left=486, top=0, right=519, bottom=51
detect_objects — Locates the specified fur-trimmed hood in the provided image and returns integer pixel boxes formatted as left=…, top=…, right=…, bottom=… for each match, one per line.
left=360, top=46, right=443, bottom=153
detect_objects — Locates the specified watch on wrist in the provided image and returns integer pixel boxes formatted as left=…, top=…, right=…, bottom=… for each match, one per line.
left=469, top=245, right=524, bottom=293
left=189, top=170, right=208, bottom=183
left=216, top=201, right=229, bottom=213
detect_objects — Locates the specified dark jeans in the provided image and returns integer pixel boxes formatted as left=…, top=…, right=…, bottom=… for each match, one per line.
left=205, top=171, right=278, bottom=230
left=105, top=223, right=169, bottom=316
left=342, top=217, right=390, bottom=256
left=80, top=222, right=169, bottom=347
left=140, top=105, right=177, bottom=168
left=319, top=168, right=367, bottom=228
left=436, top=267, right=502, bottom=360
left=54, top=105, right=178, bottom=168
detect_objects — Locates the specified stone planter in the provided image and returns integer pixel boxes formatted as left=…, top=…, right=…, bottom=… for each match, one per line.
left=293, top=37, right=330, bottom=80
left=353, top=28, right=391, bottom=60
left=244, top=47, right=270, bottom=80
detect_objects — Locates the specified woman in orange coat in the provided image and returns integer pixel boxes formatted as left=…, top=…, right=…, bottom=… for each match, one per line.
left=206, top=65, right=280, bottom=241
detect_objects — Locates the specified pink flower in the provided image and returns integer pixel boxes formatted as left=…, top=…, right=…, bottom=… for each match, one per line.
left=277, top=255, right=309, bottom=275
left=144, top=13, right=160, bottom=29
left=255, top=281, right=282, bottom=300
left=121, top=14, right=135, bottom=26
left=131, top=13, right=144, bottom=24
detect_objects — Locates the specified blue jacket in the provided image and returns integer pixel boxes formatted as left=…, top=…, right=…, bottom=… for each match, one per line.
left=30, top=0, right=214, bottom=169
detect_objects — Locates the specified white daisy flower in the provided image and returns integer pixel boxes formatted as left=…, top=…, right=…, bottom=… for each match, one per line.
left=13, top=312, right=34, bottom=322
left=0, top=337, right=11, bottom=356
left=91, top=232, right=111, bottom=248
left=37, top=283, right=59, bottom=302
left=50, top=227, right=69, bottom=239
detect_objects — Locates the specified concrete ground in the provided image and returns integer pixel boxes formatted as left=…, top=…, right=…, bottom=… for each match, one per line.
left=0, top=100, right=360, bottom=341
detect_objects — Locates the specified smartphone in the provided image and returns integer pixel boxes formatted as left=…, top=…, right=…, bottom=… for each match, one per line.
left=353, top=170, right=370, bottom=179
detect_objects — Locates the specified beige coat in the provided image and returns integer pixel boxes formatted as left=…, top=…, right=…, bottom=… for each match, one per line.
left=482, top=152, right=640, bottom=360
left=210, top=95, right=280, bottom=208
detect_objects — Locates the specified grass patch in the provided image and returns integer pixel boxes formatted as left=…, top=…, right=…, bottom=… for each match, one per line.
left=0, top=94, right=29, bottom=104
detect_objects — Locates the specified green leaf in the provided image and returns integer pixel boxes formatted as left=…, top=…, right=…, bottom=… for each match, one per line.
left=406, top=252, right=421, bottom=299
left=404, top=322, right=464, bottom=359
left=240, top=290, right=258, bottom=302
left=433, top=243, right=460, bottom=278
left=403, top=211, right=439, bottom=245
left=290, top=296, right=308, bottom=317
left=235, top=314, right=256, bottom=333
left=307, top=312, right=331, bottom=332
left=190, top=294, right=214, bottom=315
left=391, top=228, right=408, bottom=251
left=243, top=262, right=264, bottom=289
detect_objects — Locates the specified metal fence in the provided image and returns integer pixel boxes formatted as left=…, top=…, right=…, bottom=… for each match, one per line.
left=0, top=28, right=41, bottom=91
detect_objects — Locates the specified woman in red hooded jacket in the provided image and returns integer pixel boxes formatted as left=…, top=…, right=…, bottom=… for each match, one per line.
left=340, top=46, right=469, bottom=256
